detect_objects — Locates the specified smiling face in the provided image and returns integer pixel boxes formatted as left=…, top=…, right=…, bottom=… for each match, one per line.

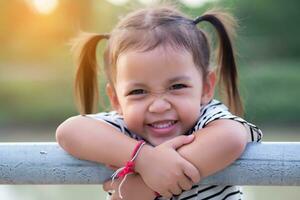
left=107, top=46, right=215, bottom=146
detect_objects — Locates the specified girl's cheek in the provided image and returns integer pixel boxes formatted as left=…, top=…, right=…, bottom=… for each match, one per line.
left=124, top=105, right=145, bottom=125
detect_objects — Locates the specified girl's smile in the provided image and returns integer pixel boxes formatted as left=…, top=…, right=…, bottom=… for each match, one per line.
left=107, top=46, right=215, bottom=146
left=147, top=120, right=178, bottom=135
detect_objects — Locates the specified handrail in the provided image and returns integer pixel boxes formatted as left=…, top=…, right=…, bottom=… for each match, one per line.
left=0, top=142, right=300, bottom=185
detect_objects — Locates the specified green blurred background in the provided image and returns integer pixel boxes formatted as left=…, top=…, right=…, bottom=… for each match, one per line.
left=0, top=0, right=299, bottom=199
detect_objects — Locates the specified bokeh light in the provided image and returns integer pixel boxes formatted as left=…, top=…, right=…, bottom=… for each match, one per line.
left=27, top=0, right=59, bottom=14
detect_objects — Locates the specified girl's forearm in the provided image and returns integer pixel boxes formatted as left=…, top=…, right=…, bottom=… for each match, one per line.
left=56, top=115, right=140, bottom=167
left=177, top=119, right=248, bottom=179
left=56, top=116, right=247, bottom=184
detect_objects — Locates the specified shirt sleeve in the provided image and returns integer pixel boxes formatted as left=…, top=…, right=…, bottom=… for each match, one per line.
left=82, top=112, right=142, bottom=140
left=192, top=99, right=263, bottom=142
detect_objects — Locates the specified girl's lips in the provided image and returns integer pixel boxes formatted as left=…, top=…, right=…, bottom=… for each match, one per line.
left=147, top=120, right=178, bottom=136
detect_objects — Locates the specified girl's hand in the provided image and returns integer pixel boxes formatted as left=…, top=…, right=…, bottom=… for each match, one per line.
left=135, top=135, right=201, bottom=198
left=103, top=174, right=156, bottom=200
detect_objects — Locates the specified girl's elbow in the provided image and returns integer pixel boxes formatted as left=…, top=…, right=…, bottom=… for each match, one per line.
left=217, top=120, right=248, bottom=157
left=231, top=130, right=248, bottom=158
left=56, top=123, right=66, bottom=148
left=56, top=116, right=78, bottom=151
left=56, top=122, right=68, bottom=150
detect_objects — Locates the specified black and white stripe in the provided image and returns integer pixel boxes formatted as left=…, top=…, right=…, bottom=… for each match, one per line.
left=84, top=111, right=142, bottom=140
left=169, top=185, right=242, bottom=200
left=193, top=99, right=263, bottom=142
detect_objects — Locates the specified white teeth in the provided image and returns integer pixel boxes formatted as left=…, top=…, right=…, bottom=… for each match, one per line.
left=151, top=121, right=175, bottom=129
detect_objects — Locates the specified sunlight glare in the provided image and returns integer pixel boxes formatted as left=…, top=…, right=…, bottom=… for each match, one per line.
left=105, top=0, right=129, bottom=6
left=106, top=0, right=216, bottom=8
left=30, top=0, right=58, bottom=14
left=138, top=0, right=159, bottom=5
left=180, top=0, right=216, bottom=8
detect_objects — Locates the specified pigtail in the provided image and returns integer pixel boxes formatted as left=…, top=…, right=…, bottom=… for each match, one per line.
left=72, top=32, right=109, bottom=114
left=194, top=11, right=243, bottom=116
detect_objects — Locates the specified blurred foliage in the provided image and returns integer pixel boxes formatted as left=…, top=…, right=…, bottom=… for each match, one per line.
left=233, top=0, right=300, bottom=60
left=0, top=0, right=299, bottom=127
left=239, top=60, right=300, bottom=126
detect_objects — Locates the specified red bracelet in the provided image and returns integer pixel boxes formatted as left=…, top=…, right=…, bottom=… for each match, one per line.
left=155, top=191, right=161, bottom=197
left=116, top=140, right=146, bottom=178
left=110, top=140, right=146, bottom=199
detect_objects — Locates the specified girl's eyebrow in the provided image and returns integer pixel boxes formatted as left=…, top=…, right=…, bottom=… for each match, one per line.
left=124, top=75, right=191, bottom=89
left=125, top=82, right=146, bottom=88
left=168, top=75, right=191, bottom=83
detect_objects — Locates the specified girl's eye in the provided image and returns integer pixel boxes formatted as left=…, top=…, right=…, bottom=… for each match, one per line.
left=127, top=89, right=147, bottom=96
left=169, top=84, right=187, bottom=90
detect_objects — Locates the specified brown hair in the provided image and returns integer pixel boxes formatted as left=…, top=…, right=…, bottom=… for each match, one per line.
left=73, top=5, right=243, bottom=116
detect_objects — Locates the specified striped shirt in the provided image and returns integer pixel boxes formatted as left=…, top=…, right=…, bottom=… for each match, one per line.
left=87, top=99, right=262, bottom=200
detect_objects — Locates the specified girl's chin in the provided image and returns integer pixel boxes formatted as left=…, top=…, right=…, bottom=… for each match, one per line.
left=148, top=135, right=176, bottom=146
left=145, top=124, right=182, bottom=146
left=149, top=139, right=164, bottom=146
left=148, top=140, right=165, bottom=146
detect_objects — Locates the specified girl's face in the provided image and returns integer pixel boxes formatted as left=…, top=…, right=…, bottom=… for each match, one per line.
left=107, top=46, right=215, bottom=146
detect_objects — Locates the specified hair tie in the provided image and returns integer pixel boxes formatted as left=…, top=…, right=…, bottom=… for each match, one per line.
left=193, top=16, right=204, bottom=25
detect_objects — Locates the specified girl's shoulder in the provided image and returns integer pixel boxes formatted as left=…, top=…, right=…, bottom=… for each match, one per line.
left=192, top=99, right=263, bottom=142
left=85, top=111, right=122, bottom=121
left=198, top=99, right=230, bottom=124
left=84, top=111, right=141, bottom=140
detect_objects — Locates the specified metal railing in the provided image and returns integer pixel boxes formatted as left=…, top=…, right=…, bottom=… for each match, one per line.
left=1, top=142, right=300, bottom=185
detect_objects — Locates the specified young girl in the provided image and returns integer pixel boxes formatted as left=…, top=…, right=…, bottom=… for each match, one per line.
left=56, top=5, right=262, bottom=200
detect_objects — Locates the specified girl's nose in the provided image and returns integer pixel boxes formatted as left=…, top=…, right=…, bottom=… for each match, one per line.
left=148, top=97, right=171, bottom=113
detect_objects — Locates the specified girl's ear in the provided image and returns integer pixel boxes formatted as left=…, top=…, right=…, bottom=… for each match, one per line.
left=106, top=84, right=122, bottom=114
left=201, top=71, right=216, bottom=105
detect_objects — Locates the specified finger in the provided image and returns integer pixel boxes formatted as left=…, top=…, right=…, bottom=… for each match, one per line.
left=103, top=180, right=113, bottom=191
left=164, top=135, right=195, bottom=149
left=159, top=190, right=173, bottom=199
left=169, top=183, right=182, bottom=196
left=178, top=177, right=193, bottom=191
left=182, top=161, right=201, bottom=184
